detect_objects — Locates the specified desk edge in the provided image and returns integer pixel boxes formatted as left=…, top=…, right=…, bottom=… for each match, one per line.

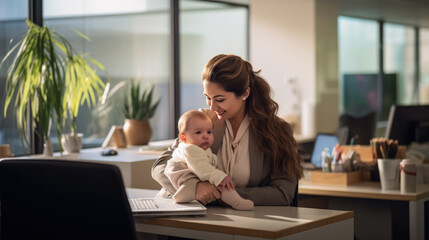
left=135, top=209, right=354, bottom=239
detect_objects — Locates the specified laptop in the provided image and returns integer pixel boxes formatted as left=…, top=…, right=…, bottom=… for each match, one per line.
left=310, top=133, right=339, bottom=168
left=129, top=197, right=207, bottom=217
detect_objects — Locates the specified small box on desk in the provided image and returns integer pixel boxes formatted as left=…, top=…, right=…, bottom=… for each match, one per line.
left=340, top=145, right=407, bottom=164
left=310, top=170, right=362, bottom=186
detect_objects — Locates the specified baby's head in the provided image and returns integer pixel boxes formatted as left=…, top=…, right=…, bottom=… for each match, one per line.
left=178, top=110, right=214, bottom=150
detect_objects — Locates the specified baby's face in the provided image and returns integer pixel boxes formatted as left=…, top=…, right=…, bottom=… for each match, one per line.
left=182, top=117, right=214, bottom=150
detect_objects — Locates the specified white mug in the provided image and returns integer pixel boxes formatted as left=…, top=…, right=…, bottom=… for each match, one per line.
left=400, top=159, right=417, bottom=193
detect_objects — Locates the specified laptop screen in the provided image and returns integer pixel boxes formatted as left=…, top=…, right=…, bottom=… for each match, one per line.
left=310, top=134, right=338, bottom=168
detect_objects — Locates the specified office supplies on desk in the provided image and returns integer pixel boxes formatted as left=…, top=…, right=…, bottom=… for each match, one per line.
left=102, top=125, right=127, bottom=148
left=378, top=158, right=401, bottom=190
left=138, top=139, right=176, bottom=154
left=400, top=159, right=417, bottom=193
left=416, top=163, right=429, bottom=183
left=139, top=145, right=169, bottom=153
left=371, top=137, right=399, bottom=159
left=340, top=145, right=407, bottom=164
left=129, top=197, right=206, bottom=217
left=310, top=133, right=338, bottom=168
left=321, top=148, right=332, bottom=172
left=310, top=170, right=362, bottom=185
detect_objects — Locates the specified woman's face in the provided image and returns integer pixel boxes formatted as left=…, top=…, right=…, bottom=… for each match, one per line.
left=203, top=80, right=248, bottom=121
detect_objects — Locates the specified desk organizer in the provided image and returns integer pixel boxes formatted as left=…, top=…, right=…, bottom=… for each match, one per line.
left=310, top=170, right=362, bottom=186
left=340, top=145, right=407, bottom=164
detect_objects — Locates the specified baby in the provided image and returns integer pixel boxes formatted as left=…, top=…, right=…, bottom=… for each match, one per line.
left=165, top=110, right=254, bottom=210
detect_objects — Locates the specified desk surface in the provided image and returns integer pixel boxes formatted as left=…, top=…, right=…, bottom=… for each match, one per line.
left=299, top=180, right=429, bottom=201
left=136, top=206, right=353, bottom=239
left=129, top=189, right=353, bottom=239
left=56, top=146, right=160, bottom=163
left=54, top=147, right=162, bottom=189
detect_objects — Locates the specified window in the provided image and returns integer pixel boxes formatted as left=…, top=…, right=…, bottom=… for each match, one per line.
left=179, top=0, right=248, bottom=117
left=0, top=0, right=28, bottom=156
left=44, top=0, right=171, bottom=149
left=0, top=0, right=249, bottom=155
left=384, top=23, right=416, bottom=105
left=339, top=16, right=426, bottom=124
left=421, top=28, right=429, bottom=104
left=338, top=16, right=379, bottom=117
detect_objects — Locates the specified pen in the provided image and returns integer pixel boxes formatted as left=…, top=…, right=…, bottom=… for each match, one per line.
left=336, top=147, right=342, bottom=161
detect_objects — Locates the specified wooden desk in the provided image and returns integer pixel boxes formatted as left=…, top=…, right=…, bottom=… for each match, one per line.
left=299, top=180, right=429, bottom=240
left=55, top=146, right=162, bottom=189
left=128, top=189, right=354, bottom=240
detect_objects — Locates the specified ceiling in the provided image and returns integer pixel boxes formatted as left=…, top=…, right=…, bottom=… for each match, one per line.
left=338, top=0, right=429, bottom=28
left=224, top=0, right=429, bottom=28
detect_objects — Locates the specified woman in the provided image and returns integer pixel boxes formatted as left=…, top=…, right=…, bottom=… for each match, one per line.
left=152, top=54, right=303, bottom=206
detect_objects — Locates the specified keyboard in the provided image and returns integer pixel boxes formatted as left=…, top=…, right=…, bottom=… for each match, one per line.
left=129, top=198, right=158, bottom=210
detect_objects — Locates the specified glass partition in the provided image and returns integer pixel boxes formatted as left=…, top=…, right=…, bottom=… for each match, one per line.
left=421, top=28, right=429, bottom=104
left=179, top=0, right=248, bottom=115
left=338, top=16, right=379, bottom=116
left=44, top=0, right=170, bottom=148
left=0, top=0, right=249, bottom=152
left=0, top=0, right=28, bottom=156
left=384, top=23, right=415, bottom=105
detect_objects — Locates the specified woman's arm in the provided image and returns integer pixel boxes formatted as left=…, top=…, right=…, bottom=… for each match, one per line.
left=235, top=172, right=297, bottom=206
left=151, top=138, right=181, bottom=194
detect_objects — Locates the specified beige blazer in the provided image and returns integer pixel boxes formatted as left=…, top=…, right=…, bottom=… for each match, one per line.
left=151, top=116, right=297, bottom=206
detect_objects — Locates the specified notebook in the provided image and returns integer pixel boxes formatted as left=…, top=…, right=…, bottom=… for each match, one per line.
left=129, top=197, right=207, bottom=217
left=310, top=133, right=339, bottom=168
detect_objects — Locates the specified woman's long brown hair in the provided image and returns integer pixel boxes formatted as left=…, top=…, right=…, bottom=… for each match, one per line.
left=202, top=54, right=303, bottom=180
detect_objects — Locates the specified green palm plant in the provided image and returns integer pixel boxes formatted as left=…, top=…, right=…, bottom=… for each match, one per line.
left=1, top=19, right=105, bottom=154
left=63, top=50, right=106, bottom=133
left=122, top=81, right=160, bottom=121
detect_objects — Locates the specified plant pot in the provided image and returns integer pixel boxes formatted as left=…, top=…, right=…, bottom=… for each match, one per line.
left=43, top=139, right=54, bottom=157
left=123, top=119, right=152, bottom=146
left=0, top=144, right=13, bottom=158
left=61, top=132, right=83, bottom=154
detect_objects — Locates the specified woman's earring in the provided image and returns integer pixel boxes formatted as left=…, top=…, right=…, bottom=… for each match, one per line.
left=243, top=98, right=246, bottom=101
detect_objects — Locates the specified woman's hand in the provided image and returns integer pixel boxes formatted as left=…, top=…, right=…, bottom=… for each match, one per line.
left=196, top=181, right=221, bottom=205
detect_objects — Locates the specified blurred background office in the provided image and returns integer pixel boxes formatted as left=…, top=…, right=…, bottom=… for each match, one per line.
left=1, top=0, right=428, bottom=156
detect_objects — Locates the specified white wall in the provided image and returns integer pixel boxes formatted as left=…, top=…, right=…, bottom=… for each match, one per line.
left=249, top=0, right=317, bottom=136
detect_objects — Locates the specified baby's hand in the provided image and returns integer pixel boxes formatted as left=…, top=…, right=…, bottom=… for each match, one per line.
left=219, top=175, right=235, bottom=191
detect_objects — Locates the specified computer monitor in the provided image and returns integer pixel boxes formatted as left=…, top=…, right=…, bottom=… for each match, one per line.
left=385, top=105, right=429, bottom=145
left=343, top=73, right=397, bottom=121
left=310, top=134, right=338, bottom=168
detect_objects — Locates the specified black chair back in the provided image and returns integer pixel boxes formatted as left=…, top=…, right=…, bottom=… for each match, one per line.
left=290, top=183, right=299, bottom=207
left=0, top=159, right=137, bottom=240
left=338, top=112, right=377, bottom=145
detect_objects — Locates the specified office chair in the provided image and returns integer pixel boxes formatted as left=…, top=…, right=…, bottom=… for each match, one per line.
left=338, top=112, right=377, bottom=145
left=0, top=159, right=137, bottom=240
left=291, top=183, right=299, bottom=207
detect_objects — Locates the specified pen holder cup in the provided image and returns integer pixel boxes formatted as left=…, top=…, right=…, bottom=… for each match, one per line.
left=377, top=158, right=400, bottom=190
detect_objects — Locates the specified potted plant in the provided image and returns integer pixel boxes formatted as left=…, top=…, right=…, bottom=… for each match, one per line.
left=121, top=80, right=160, bottom=145
left=61, top=47, right=106, bottom=153
left=1, top=19, right=105, bottom=155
